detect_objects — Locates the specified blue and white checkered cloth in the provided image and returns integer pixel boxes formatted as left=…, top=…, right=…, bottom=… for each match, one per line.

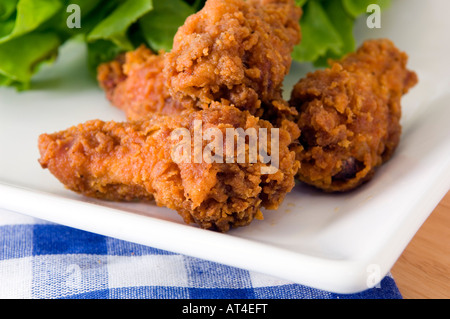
left=0, top=208, right=402, bottom=299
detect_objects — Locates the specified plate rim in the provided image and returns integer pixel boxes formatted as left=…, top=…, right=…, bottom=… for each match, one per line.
left=1, top=165, right=449, bottom=294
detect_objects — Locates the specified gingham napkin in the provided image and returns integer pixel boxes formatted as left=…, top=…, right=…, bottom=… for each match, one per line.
left=0, top=208, right=402, bottom=299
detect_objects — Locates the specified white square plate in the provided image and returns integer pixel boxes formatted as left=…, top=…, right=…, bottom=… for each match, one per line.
left=0, top=0, right=449, bottom=293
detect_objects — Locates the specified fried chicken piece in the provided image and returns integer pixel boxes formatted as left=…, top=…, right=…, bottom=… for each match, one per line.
left=290, top=39, right=418, bottom=192
left=58, top=0, right=303, bottom=232
left=97, top=46, right=185, bottom=121
left=38, top=105, right=300, bottom=232
left=97, top=0, right=301, bottom=121
left=164, top=0, right=302, bottom=115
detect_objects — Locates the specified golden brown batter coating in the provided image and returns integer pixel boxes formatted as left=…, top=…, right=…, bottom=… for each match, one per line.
left=53, top=0, right=304, bottom=232
left=97, top=46, right=185, bottom=121
left=38, top=105, right=300, bottom=232
left=290, top=39, right=418, bottom=192
left=98, top=0, right=301, bottom=121
left=163, top=0, right=302, bottom=115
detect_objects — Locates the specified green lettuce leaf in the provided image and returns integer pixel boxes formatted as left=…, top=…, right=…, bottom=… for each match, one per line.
left=0, top=32, right=60, bottom=90
left=87, top=0, right=153, bottom=51
left=313, top=0, right=355, bottom=66
left=40, top=0, right=106, bottom=39
left=0, top=19, right=14, bottom=39
left=294, top=0, right=391, bottom=66
left=0, top=0, right=392, bottom=90
left=139, top=0, right=195, bottom=52
left=342, top=0, right=391, bottom=17
left=293, top=0, right=342, bottom=63
left=86, top=39, right=124, bottom=77
left=0, top=0, right=62, bottom=44
left=0, top=0, right=18, bottom=21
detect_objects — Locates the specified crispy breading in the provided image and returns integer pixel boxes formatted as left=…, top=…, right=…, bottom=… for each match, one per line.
left=164, top=0, right=301, bottom=115
left=38, top=105, right=300, bottom=232
left=290, top=39, right=418, bottom=192
left=98, top=0, right=301, bottom=120
left=97, top=46, right=185, bottom=121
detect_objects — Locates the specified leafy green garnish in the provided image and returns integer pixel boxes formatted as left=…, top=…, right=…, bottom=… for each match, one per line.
left=0, top=0, right=18, bottom=22
left=87, top=0, right=153, bottom=51
left=86, top=39, right=124, bottom=77
left=294, top=0, right=391, bottom=66
left=0, top=0, right=391, bottom=90
left=293, top=0, right=342, bottom=64
left=0, top=0, right=62, bottom=44
left=0, top=32, right=60, bottom=90
left=342, top=0, right=391, bottom=18
left=139, top=0, right=195, bottom=52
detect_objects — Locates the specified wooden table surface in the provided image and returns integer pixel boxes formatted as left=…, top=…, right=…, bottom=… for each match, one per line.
left=391, top=190, right=450, bottom=299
